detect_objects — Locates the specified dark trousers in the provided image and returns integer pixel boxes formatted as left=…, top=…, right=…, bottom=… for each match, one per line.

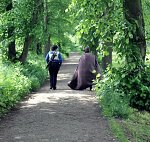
left=48, top=63, right=60, bottom=89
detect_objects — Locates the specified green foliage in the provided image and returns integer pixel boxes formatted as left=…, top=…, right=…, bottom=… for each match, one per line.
left=71, top=0, right=150, bottom=113
left=110, top=111, right=150, bottom=142
left=109, top=119, right=129, bottom=142
left=0, top=0, right=74, bottom=61
left=121, top=66, right=150, bottom=111
left=21, top=53, right=47, bottom=91
left=29, top=76, right=40, bottom=91
left=142, top=0, right=150, bottom=40
left=95, top=63, right=150, bottom=118
left=45, top=0, right=73, bottom=52
left=0, top=63, right=31, bottom=113
left=95, top=72, right=132, bottom=118
left=0, top=53, right=47, bottom=115
left=118, top=111, right=150, bottom=142
left=73, top=0, right=150, bottom=115
left=69, top=0, right=122, bottom=54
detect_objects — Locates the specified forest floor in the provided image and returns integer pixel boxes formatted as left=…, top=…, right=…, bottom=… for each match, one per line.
left=0, top=52, right=118, bottom=142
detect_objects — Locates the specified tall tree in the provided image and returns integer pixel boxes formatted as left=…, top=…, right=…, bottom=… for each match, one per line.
left=44, top=0, right=51, bottom=57
left=6, top=0, right=16, bottom=61
left=123, top=0, right=146, bottom=62
left=69, top=0, right=116, bottom=71
left=19, top=0, right=43, bottom=63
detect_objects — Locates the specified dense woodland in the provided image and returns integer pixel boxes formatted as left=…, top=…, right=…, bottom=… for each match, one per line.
left=0, top=0, right=150, bottom=141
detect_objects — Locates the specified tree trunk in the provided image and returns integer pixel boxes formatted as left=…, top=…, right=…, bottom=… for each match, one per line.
left=19, top=34, right=32, bottom=63
left=44, top=34, right=51, bottom=57
left=6, top=1, right=16, bottom=61
left=36, top=42, right=42, bottom=54
left=123, top=0, right=146, bottom=61
left=101, top=2, right=113, bottom=71
left=44, top=0, right=50, bottom=57
left=102, top=42, right=112, bottom=71
left=19, top=0, right=42, bottom=63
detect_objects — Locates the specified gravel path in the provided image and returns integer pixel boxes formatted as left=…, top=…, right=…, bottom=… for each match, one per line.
left=0, top=52, right=117, bottom=142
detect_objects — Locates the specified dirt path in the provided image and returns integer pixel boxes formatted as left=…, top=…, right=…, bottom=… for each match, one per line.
left=0, top=52, right=117, bottom=142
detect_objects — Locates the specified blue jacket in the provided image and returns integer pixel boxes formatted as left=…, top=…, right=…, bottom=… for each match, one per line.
left=45, top=51, right=63, bottom=64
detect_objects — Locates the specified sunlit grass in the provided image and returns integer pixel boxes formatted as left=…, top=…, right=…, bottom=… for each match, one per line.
left=109, top=119, right=129, bottom=142
left=109, top=110, right=150, bottom=142
left=120, top=111, right=150, bottom=142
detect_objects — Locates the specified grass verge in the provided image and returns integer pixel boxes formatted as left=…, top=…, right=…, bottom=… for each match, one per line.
left=109, top=118, right=129, bottom=142
left=109, top=110, right=150, bottom=142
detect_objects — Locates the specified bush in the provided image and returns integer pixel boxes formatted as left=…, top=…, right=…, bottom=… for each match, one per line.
left=113, top=64, right=150, bottom=111
left=0, top=53, right=48, bottom=115
left=95, top=64, right=150, bottom=118
left=30, top=76, right=40, bottom=91
left=95, top=73, right=132, bottom=118
left=22, top=62, right=47, bottom=91
left=121, top=66, right=150, bottom=111
left=0, top=63, right=31, bottom=113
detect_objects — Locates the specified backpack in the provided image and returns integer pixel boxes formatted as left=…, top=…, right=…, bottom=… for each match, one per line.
left=46, top=52, right=57, bottom=69
left=50, top=51, right=57, bottom=61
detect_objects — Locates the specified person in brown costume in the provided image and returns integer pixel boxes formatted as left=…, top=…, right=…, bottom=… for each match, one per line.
left=68, top=47, right=102, bottom=90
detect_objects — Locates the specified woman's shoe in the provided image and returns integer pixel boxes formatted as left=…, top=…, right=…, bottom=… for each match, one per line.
left=90, top=86, right=92, bottom=91
left=53, top=87, right=56, bottom=90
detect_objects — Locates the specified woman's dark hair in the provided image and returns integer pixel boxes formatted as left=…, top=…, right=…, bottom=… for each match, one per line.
left=84, top=47, right=90, bottom=53
left=52, top=45, right=58, bottom=51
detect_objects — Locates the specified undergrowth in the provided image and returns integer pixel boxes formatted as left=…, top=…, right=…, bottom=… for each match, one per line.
left=0, top=53, right=47, bottom=115
left=94, top=50, right=150, bottom=141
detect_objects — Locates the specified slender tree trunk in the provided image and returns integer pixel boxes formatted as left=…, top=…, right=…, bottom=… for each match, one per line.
left=44, top=0, right=50, bottom=57
left=19, top=34, right=32, bottom=63
left=88, top=27, right=98, bottom=56
left=44, top=34, right=51, bottom=57
left=30, top=0, right=43, bottom=54
left=101, top=2, right=113, bottom=71
left=123, top=0, right=146, bottom=61
left=102, top=43, right=112, bottom=71
left=35, top=0, right=43, bottom=55
left=36, top=42, right=42, bottom=54
left=6, top=1, right=16, bottom=61
left=19, top=0, right=41, bottom=63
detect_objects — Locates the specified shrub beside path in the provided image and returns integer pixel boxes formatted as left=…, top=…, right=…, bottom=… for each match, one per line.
left=0, top=52, right=117, bottom=142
